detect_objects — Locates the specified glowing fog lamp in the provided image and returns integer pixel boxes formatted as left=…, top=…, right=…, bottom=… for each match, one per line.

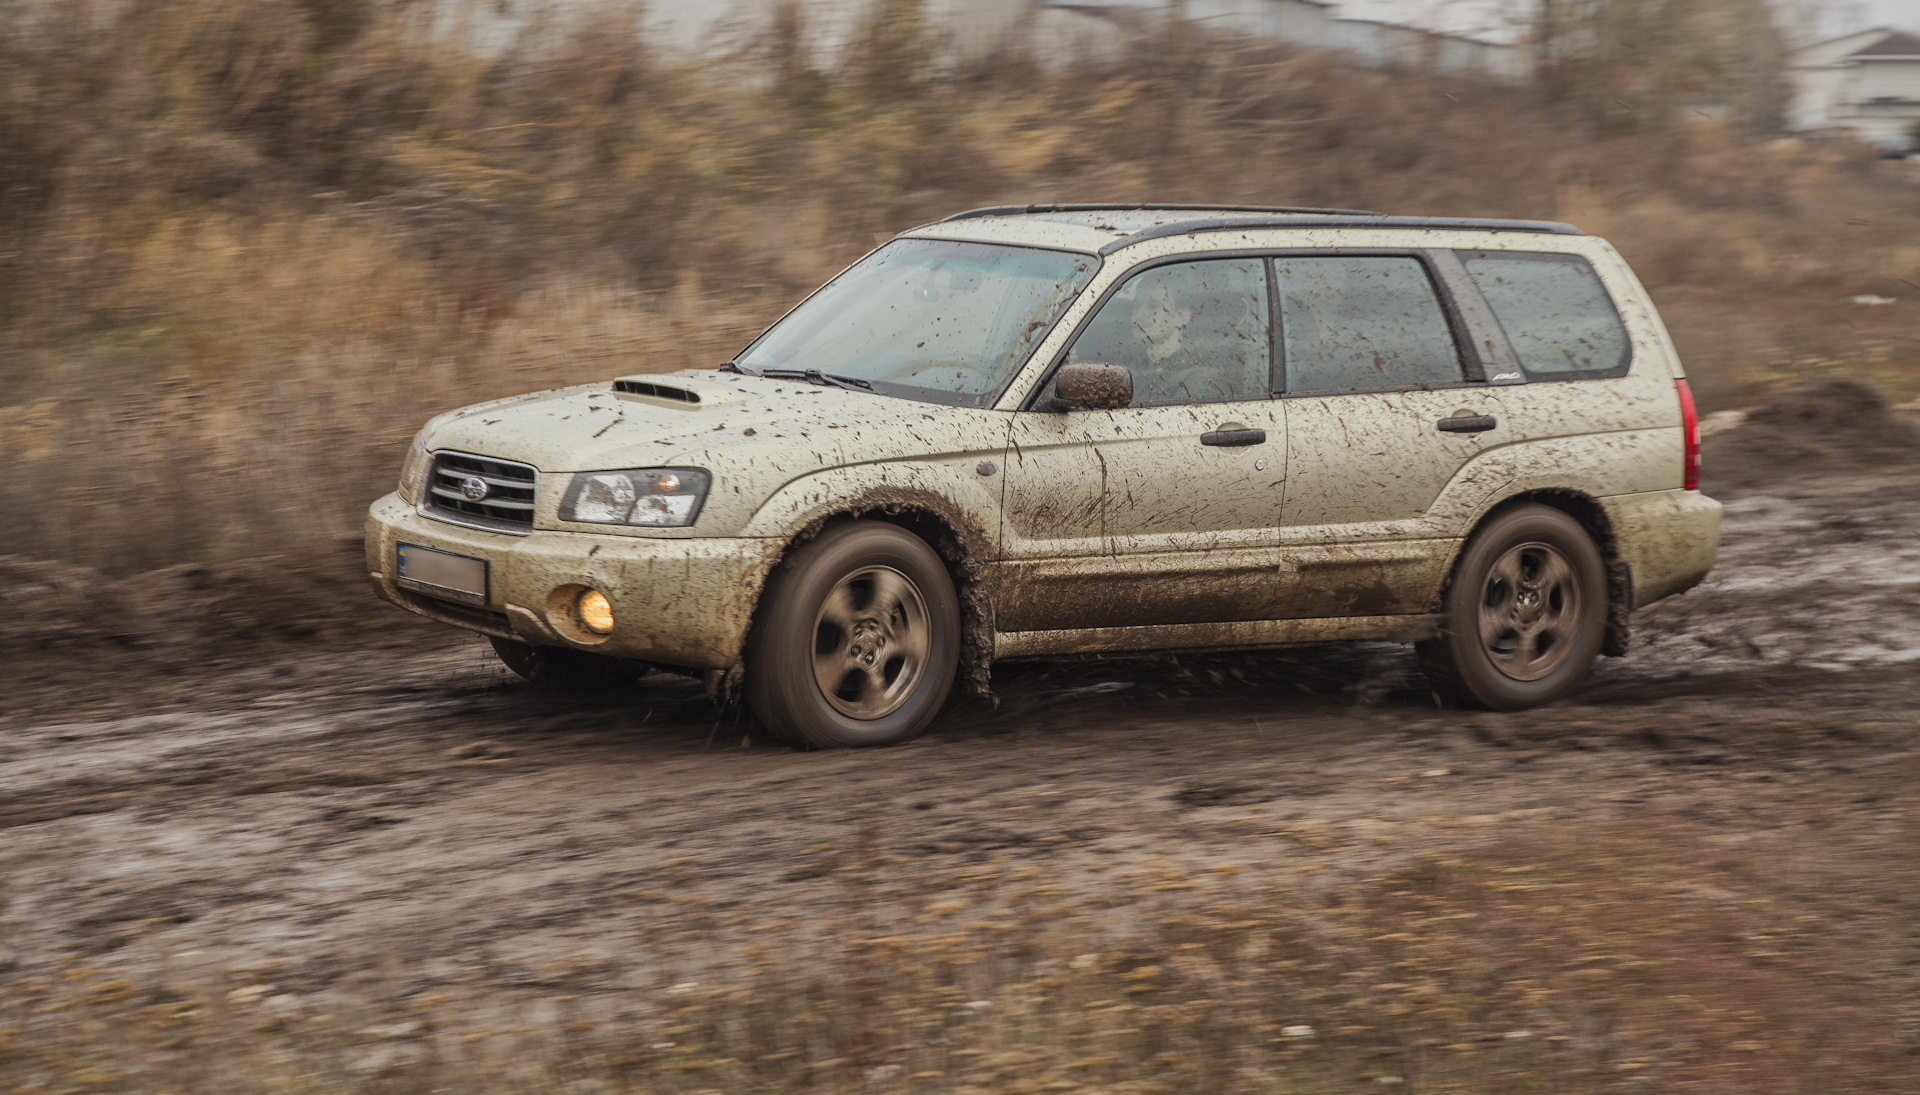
left=577, top=589, right=615, bottom=634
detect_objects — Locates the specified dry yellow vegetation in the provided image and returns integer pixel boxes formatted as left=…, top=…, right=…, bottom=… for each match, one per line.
left=1, top=0, right=1915, bottom=582
left=5, top=10, right=1919, bottom=1094
left=6, top=822, right=1908, bottom=1093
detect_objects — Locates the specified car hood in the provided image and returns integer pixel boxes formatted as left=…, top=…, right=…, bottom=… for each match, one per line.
left=426, top=370, right=998, bottom=469
left=419, top=370, right=1010, bottom=534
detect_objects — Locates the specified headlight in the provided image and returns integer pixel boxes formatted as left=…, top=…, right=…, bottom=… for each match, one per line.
left=397, top=427, right=430, bottom=501
left=559, top=468, right=710, bottom=527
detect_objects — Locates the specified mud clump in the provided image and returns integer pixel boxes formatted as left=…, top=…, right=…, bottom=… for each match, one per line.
left=1704, top=378, right=1918, bottom=493
left=0, top=545, right=424, bottom=681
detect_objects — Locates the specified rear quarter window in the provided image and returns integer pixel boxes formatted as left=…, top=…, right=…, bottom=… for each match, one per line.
left=1459, top=251, right=1630, bottom=381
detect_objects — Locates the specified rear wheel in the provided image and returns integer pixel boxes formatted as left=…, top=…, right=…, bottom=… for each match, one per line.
left=1418, top=504, right=1607, bottom=710
left=745, top=522, right=959, bottom=748
left=489, top=637, right=646, bottom=687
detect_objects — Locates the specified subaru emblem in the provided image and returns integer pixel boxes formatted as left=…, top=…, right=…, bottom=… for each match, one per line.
left=459, top=476, right=489, bottom=502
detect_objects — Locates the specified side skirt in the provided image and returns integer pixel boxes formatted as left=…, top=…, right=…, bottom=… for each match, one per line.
left=993, top=614, right=1442, bottom=659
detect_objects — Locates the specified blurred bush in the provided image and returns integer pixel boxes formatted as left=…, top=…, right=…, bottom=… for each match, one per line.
left=1535, top=0, right=1790, bottom=130
left=1, top=0, right=1916, bottom=582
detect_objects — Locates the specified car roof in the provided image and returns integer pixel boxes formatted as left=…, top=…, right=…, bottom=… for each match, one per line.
left=903, top=203, right=1582, bottom=256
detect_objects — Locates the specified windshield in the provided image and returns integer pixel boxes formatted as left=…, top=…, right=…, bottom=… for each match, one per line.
left=737, top=239, right=1097, bottom=405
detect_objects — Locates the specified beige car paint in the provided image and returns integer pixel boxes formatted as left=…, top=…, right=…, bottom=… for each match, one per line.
left=1601, top=489, right=1723, bottom=607
left=365, top=492, right=776, bottom=668
left=995, top=400, right=1288, bottom=629
left=991, top=612, right=1441, bottom=660
left=364, top=217, right=1722, bottom=681
left=1279, top=389, right=1510, bottom=531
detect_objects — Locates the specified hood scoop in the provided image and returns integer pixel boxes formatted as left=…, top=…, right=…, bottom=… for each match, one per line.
left=609, top=371, right=754, bottom=408
left=613, top=378, right=702, bottom=404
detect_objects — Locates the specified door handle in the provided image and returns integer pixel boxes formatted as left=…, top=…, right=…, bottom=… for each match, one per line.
left=1437, top=415, right=1498, bottom=433
left=1200, top=428, right=1266, bottom=447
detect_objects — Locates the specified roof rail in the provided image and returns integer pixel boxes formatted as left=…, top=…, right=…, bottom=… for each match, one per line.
left=940, top=202, right=1382, bottom=221
left=1097, top=214, right=1583, bottom=252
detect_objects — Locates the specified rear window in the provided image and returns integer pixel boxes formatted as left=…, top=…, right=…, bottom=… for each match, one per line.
left=1459, top=251, right=1630, bottom=380
left=1274, top=256, right=1463, bottom=393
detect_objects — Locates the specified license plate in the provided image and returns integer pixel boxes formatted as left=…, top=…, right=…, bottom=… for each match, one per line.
left=396, top=543, right=489, bottom=607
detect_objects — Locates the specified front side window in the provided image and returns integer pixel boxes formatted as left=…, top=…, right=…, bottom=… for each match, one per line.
left=1460, top=251, right=1630, bottom=380
left=1061, top=258, right=1271, bottom=406
left=736, top=238, right=1096, bottom=406
left=1275, top=256, right=1463, bottom=393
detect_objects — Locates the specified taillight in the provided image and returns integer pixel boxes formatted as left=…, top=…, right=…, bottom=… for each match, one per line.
left=1675, top=378, right=1700, bottom=491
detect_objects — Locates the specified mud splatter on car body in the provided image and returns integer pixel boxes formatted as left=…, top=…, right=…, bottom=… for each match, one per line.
left=363, top=207, right=1721, bottom=703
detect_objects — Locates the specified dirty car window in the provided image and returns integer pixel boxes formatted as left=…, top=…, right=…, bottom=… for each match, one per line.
left=1276, top=257, right=1462, bottom=393
left=738, top=239, right=1094, bottom=405
left=1064, top=259, right=1271, bottom=406
left=1460, top=251, right=1631, bottom=380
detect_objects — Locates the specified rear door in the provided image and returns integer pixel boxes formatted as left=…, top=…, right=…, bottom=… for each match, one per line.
left=997, top=256, right=1288, bottom=631
left=1273, top=253, right=1509, bottom=618
left=1450, top=248, right=1679, bottom=494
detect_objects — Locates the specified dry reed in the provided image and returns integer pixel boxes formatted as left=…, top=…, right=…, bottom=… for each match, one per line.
left=3, top=822, right=1903, bottom=1093
left=1, top=0, right=1916, bottom=583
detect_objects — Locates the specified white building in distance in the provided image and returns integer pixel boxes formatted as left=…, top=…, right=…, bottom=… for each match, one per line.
left=624, top=0, right=1528, bottom=81
left=1032, top=0, right=1527, bottom=78
left=1790, top=27, right=1920, bottom=149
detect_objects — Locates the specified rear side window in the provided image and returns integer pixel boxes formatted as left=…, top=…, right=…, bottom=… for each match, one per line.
left=1460, top=251, right=1630, bottom=380
left=1274, top=257, right=1463, bottom=393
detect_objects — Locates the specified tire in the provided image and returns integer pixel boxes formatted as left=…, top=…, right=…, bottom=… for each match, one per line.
left=744, top=522, right=960, bottom=748
left=1418, top=504, right=1608, bottom=711
left=489, top=637, right=647, bottom=687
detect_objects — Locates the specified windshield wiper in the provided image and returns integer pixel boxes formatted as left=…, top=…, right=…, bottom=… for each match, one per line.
left=754, top=367, right=873, bottom=392
left=808, top=370, right=872, bottom=391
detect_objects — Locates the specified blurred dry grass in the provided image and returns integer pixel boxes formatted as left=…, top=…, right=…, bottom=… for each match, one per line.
left=2, top=0, right=1918, bottom=583
left=3, top=821, right=1906, bottom=1093
left=6, top=8, right=1919, bottom=1090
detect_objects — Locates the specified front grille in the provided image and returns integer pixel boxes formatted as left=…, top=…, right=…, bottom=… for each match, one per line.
left=421, top=451, right=538, bottom=534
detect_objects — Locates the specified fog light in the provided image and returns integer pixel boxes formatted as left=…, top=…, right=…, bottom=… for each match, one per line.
left=577, top=589, right=614, bottom=634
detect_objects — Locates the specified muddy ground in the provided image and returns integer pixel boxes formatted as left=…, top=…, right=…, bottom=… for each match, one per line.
left=2, top=387, right=1918, bottom=1092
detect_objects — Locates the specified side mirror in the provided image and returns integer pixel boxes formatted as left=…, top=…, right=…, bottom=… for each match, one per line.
left=1052, top=361, right=1133, bottom=411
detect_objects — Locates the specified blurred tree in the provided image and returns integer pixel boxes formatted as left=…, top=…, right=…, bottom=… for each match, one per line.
left=297, top=0, right=378, bottom=53
left=765, top=0, right=831, bottom=111
left=1535, top=0, right=1789, bottom=131
left=850, top=0, right=933, bottom=102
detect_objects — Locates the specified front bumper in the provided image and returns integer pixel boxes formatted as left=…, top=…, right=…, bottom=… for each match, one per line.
left=364, top=492, right=780, bottom=670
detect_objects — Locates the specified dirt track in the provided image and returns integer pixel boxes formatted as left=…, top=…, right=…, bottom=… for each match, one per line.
left=3, top=399, right=1919, bottom=1089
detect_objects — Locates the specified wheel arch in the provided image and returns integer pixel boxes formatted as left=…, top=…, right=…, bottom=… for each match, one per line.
left=731, top=488, right=995, bottom=704
left=1450, top=489, right=1632, bottom=658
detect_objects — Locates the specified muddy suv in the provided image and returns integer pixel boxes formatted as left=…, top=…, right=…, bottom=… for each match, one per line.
left=366, top=204, right=1720, bottom=746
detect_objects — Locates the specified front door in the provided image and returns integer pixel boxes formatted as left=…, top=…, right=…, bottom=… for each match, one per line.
left=996, top=257, right=1287, bottom=632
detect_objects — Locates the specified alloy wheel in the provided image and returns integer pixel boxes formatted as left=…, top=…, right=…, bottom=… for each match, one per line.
left=1477, top=541, right=1582, bottom=682
left=811, top=566, right=931, bottom=720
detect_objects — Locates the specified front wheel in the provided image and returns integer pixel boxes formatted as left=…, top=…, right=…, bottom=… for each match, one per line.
left=745, top=522, right=960, bottom=748
left=1418, top=504, right=1608, bottom=710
